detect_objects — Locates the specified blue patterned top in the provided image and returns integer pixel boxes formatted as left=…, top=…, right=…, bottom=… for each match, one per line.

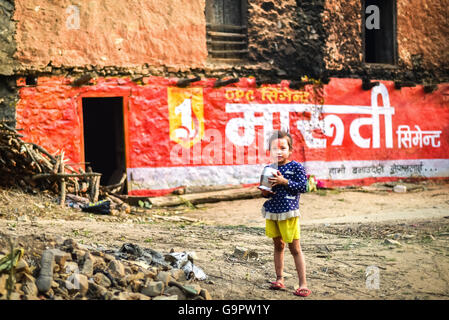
left=261, top=160, right=308, bottom=221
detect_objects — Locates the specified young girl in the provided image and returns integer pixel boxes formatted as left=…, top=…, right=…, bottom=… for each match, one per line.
left=259, top=130, right=311, bottom=297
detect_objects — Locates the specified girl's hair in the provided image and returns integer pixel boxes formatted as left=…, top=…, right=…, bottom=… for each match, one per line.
left=268, top=130, right=293, bottom=151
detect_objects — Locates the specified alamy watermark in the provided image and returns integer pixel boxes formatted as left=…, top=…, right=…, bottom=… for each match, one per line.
left=365, top=5, right=380, bottom=30
left=66, top=5, right=80, bottom=30
left=365, top=265, right=380, bottom=290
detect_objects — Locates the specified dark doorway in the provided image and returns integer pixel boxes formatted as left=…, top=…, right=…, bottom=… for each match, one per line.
left=82, top=97, right=127, bottom=192
left=363, top=0, right=396, bottom=64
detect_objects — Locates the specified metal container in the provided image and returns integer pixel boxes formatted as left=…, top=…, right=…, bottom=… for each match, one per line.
left=258, top=166, right=278, bottom=191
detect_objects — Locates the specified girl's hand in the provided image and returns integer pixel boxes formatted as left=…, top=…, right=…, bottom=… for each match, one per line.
left=268, top=171, right=288, bottom=187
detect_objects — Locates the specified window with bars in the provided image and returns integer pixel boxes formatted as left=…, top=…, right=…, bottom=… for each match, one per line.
left=205, top=0, right=248, bottom=61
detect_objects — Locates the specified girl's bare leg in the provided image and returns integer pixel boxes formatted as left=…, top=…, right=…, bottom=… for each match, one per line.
left=273, top=236, right=285, bottom=283
left=288, top=239, right=308, bottom=288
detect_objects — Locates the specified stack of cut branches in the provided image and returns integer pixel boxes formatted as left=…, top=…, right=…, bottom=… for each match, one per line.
left=0, top=123, right=101, bottom=206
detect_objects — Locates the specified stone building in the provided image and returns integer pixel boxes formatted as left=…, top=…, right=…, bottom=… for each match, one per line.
left=1, top=0, right=448, bottom=195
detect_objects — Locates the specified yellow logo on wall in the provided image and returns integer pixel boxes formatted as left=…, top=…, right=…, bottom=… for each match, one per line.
left=168, top=87, right=205, bottom=148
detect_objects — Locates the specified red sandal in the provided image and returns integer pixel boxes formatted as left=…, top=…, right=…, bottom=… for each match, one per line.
left=269, top=281, right=286, bottom=290
left=293, top=287, right=312, bottom=297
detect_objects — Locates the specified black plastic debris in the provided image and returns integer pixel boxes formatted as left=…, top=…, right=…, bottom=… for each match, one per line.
left=81, top=200, right=111, bottom=214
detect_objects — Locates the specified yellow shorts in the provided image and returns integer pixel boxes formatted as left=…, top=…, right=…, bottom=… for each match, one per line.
left=265, top=217, right=300, bottom=243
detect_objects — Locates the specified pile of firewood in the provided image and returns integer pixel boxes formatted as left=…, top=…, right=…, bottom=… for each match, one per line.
left=0, top=123, right=102, bottom=206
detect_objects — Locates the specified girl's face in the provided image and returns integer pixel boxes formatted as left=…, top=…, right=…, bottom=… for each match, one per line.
left=270, top=138, right=292, bottom=165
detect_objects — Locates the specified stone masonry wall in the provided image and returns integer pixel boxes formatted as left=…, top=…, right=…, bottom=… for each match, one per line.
left=246, top=0, right=326, bottom=80
left=0, top=0, right=16, bottom=76
left=6, top=0, right=448, bottom=83
left=322, top=0, right=449, bottom=83
left=0, top=0, right=18, bottom=125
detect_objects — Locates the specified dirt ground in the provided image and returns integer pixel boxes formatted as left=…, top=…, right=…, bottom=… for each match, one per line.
left=1, top=181, right=449, bottom=300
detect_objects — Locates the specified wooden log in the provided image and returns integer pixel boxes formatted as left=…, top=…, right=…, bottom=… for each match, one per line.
left=32, top=172, right=102, bottom=180
left=106, top=193, right=125, bottom=205
left=53, top=155, right=61, bottom=174
left=66, top=194, right=90, bottom=205
left=92, top=176, right=100, bottom=203
left=31, top=148, right=53, bottom=172
left=26, top=142, right=57, bottom=164
left=60, top=153, right=66, bottom=206
left=24, top=143, right=42, bottom=173
left=149, top=186, right=262, bottom=207
left=74, top=178, right=79, bottom=195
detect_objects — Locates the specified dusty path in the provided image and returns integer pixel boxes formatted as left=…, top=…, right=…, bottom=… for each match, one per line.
left=1, top=182, right=449, bottom=300
left=181, top=183, right=449, bottom=226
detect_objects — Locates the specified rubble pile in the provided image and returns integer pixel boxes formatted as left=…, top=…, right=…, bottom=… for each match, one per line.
left=0, top=239, right=211, bottom=300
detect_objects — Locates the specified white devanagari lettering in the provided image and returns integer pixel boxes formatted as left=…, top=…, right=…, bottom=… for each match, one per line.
left=225, top=83, right=396, bottom=150
left=397, top=125, right=442, bottom=149
left=349, top=84, right=395, bottom=149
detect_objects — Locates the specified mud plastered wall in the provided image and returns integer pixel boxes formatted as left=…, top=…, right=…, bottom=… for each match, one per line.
left=396, top=0, right=449, bottom=72
left=13, top=0, right=207, bottom=70
left=322, top=0, right=449, bottom=82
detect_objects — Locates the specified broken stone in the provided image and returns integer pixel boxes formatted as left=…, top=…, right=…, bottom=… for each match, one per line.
left=81, top=253, right=94, bottom=277
left=233, top=246, right=247, bottom=259
left=103, top=253, right=116, bottom=262
left=165, top=285, right=187, bottom=300
left=107, top=260, right=125, bottom=277
left=170, top=268, right=186, bottom=281
left=125, top=272, right=145, bottom=284
left=15, top=258, right=30, bottom=274
left=384, top=239, right=402, bottom=246
left=0, top=275, right=8, bottom=298
left=200, top=288, right=212, bottom=300
left=232, top=246, right=258, bottom=260
left=93, top=272, right=112, bottom=288
left=8, top=292, right=21, bottom=300
left=87, top=281, right=109, bottom=299
left=71, top=249, right=86, bottom=262
left=126, top=292, right=151, bottom=300
left=127, top=279, right=143, bottom=293
left=52, top=249, right=71, bottom=268
left=155, top=271, right=173, bottom=286
left=65, top=273, right=88, bottom=296
left=21, top=273, right=38, bottom=297
left=61, top=239, right=78, bottom=253
left=393, top=185, right=407, bottom=193
left=247, top=250, right=258, bottom=259
left=141, top=280, right=164, bottom=297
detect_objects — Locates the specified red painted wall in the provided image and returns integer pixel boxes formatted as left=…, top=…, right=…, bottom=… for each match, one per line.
left=16, top=76, right=449, bottom=195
